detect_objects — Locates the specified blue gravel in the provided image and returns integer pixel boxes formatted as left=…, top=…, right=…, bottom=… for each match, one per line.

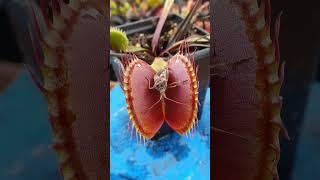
left=110, top=84, right=210, bottom=180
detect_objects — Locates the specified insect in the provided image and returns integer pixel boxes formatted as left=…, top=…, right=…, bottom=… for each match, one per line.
left=120, top=43, right=199, bottom=142
left=144, top=66, right=190, bottom=112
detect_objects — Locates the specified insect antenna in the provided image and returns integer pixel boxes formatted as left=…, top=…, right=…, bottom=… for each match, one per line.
left=163, top=94, right=188, bottom=107
left=166, top=79, right=189, bottom=89
left=143, top=97, right=163, bottom=114
left=212, top=127, right=249, bottom=142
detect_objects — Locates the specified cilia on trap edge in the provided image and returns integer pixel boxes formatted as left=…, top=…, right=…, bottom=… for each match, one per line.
left=118, top=42, right=201, bottom=144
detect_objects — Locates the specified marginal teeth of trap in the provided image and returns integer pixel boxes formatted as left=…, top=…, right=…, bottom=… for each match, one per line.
left=124, top=70, right=129, bottom=77
left=191, top=73, right=196, bottom=79
left=44, top=49, right=59, bottom=68
left=44, top=72, right=59, bottom=91
left=48, top=96, right=59, bottom=117
left=249, top=2, right=259, bottom=16
left=129, top=114, right=134, bottom=121
left=261, top=37, right=272, bottom=47
left=130, top=124, right=134, bottom=140
left=44, top=30, right=63, bottom=48
left=127, top=108, right=131, bottom=115
left=193, top=84, right=198, bottom=89
left=196, top=118, right=199, bottom=127
left=255, top=17, right=265, bottom=31
left=123, top=77, right=129, bottom=84
left=135, top=129, right=138, bottom=143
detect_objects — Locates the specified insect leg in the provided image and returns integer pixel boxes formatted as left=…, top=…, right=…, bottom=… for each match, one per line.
left=144, top=96, right=163, bottom=113
left=144, top=77, right=155, bottom=89
left=163, top=94, right=187, bottom=105
left=212, top=127, right=249, bottom=142
left=167, top=79, right=189, bottom=89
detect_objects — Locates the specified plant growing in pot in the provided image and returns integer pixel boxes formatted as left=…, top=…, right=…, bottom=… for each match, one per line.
left=110, top=0, right=210, bottom=141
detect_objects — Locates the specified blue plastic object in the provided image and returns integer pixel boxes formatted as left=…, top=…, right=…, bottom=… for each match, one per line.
left=110, top=84, right=210, bottom=180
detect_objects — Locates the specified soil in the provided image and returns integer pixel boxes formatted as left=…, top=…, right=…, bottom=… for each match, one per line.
left=127, top=20, right=206, bottom=64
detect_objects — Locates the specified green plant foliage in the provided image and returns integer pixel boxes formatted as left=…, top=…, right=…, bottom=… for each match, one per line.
left=110, top=0, right=131, bottom=16
left=147, top=0, right=164, bottom=7
left=110, top=27, right=129, bottom=52
left=110, top=1, right=117, bottom=16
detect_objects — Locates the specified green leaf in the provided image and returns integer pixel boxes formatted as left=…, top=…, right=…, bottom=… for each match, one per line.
left=125, top=45, right=149, bottom=53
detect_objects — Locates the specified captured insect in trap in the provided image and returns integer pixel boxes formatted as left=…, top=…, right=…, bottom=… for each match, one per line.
left=120, top=42, right=200, bottom=143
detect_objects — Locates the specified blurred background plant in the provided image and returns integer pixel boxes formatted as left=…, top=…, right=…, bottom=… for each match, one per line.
left=110, top=0, right=164, bottom=26
left=110, top=0, right=210, bottom=32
